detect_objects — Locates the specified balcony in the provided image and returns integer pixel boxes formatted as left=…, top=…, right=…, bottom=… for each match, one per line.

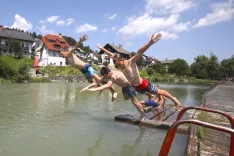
left=0, top=44, right=9, bottom=49
left=23, top=47, right=29, bottom=51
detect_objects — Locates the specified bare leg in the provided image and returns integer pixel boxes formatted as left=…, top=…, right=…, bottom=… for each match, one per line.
left=131, top=97, right=145, bottom=121
left=157, top=89, right=180, bottom=109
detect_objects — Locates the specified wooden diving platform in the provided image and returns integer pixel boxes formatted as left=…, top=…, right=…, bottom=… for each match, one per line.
left=115, top=104, right=195, bottom=134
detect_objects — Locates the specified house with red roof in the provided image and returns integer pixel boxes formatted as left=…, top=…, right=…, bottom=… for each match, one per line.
left=34, top=34, right=70, bottom=66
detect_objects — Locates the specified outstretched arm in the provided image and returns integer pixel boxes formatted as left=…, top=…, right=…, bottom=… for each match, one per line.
left=88, top=80, right=114, bottom=92
left=80, top=82, right=99, bottom=92
left=130, top=33, right=162, bottom=63
left=67, top=34, right=88, bottom=56
left=97, top=44, right=115, bottom=58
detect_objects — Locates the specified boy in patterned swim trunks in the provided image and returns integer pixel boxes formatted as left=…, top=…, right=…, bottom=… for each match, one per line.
left=60, top=34, right=117, bottom=101
left=97, top=33, right=180, bottom=118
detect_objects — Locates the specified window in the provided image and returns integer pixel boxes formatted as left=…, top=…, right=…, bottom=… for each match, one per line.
left=0, top=48, right=1, bottom=52
left=53, top=52, right=56, bottom=56
left=5, top=41, right=8, bottom=46
left=53, top=44, right=60, bottom=49
left=53, top=62, right=56, bottom=65
left=60, top=62, right=62, bottom=65
left=22, top=43, right=24, bottom=47
left=48, top=39, right=56, bottom=43
left=4, top=49, right=6, bottom=53
left=26, top=43, right=28, bottom=47
left=50, top=62, right=52, bottom=65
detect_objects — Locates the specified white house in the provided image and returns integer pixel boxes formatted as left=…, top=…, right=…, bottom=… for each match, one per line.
left=34, top=34, right=70, bottom=66
left=0, top=25, right=35, bottom=58
left=99, top=43, right=130, bottom=66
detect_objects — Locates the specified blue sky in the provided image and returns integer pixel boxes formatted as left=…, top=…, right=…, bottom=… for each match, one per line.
left=0, top=0, right=234, bottom=64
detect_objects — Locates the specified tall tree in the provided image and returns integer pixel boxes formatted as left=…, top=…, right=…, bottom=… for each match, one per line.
left=152, top=63, right=166, bottom=75
left=190, top=55, right=209, bottom=79
left=207, top=53, right=220, bottom=79
left=37, top=34, right=42, bottom=39
left=168, top=58, right=189, bottom=77
left=220, top=55, right=234, bottom=77
left=63, top=36, right=76, bottom=46
left=31, top=32, right=37, bottom=38
left=8, top=39, right=23, bottom=58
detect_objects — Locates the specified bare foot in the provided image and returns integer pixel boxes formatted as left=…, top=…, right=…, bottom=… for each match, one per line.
left=111, top=92, right=118, bottom=102
left=139, top=112, right=145, bottom=121
left=173, top=97, right=180, bottom=109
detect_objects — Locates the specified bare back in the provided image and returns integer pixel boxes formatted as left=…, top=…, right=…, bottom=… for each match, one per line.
left=66, top=54, right=86, bottom=70
left=121, top=59, right=142, bottom=86
left=105, top=70, right=131, bottom=87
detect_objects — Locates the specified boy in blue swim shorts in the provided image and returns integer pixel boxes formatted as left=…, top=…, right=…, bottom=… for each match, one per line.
left=60, top=34, right=117, bottom=101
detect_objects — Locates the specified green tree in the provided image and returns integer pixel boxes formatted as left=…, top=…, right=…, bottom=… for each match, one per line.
left=168, top=59, right=189, bottom=77
left=103, top=61, right=109, bottom=66
left=207, top=53, right=220, bottom=79
left=63, top=36, right=77, bottom=46
left=37, top=34, right=42, bottom=39
left=146, top=68, right=154, bottom=76
left=219, top=55, right=234, bottom=77
left=152, top=63, right=166, bottom=75
left=8, top=39, right=23, bottom=58
left=190, top=55, right=209, bottom=79
left=32, top=32, right=37, bottom=38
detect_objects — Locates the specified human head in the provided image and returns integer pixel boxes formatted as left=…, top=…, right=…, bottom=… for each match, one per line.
left=100, top=67, right=112, bottom=78
left=113, top=54, right=125, bottom=69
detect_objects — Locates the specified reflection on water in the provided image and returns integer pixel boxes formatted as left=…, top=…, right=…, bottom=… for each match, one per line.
left=0, top=83, right=210, bottom=156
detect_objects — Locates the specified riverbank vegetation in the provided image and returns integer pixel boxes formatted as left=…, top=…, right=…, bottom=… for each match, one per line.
left=1, top=53, right=233, bottom=84
left=0, top=56, right=32, bottom=84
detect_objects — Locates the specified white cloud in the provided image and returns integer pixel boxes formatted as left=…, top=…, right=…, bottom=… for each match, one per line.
left=11, top=14, right=33, bottom=31
left=46, top=16, right=60, bottom=23
left=40, top=16, right=74, bottom=26
left=145, top=0, right=196, bottom=14
left=76, top=24, right=97, bottom=33
left=172, top=21, right=191, bottom=32
left=194, top=0, right=234, bottom=28
left=118, top=13, right=182, bottom=39
left=56, top=20, right=65, bottom=25
left=111, top=27, right=116, bottom=31
left=66, top=18, right=74, bottom=25
left=40, top=25, right=56, bottom=35
left=102, top=29, right=108, bottom=33
left=108, top=13, right=117, bottom=20
left=159, top=31, right=179, bottom=40
left=104, top=12, right=110, bottom=16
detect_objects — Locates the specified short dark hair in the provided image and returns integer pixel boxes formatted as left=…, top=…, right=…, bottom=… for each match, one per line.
left=100, top=67, right=111, bottom=76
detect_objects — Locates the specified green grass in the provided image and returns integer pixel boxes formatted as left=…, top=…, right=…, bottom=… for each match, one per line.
left=30, top=77, right=51, bottom=83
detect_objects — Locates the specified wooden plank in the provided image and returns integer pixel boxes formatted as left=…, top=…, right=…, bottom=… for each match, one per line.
left=115, top=105, right=188, bottom=134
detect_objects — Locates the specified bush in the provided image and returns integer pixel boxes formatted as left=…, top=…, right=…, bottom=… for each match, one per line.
left=147, top=68, right=154, bottom=76
left=0, top=56, right=32, bottom=83
left=103, top=61, right=109, bottom=66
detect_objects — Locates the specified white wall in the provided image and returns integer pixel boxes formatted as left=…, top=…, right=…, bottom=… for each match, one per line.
left=0, top=38, right=33, bottom=57
left=100, top=54, right=114, bottom=66
left=38, top=46, right=66, bottom=66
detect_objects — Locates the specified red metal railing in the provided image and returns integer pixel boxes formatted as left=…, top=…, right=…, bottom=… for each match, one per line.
left=159, top=119, right=234, bottom=156
left=158, top=106, right=234, bottom=156
left=177, top=106, right=234, bottom=155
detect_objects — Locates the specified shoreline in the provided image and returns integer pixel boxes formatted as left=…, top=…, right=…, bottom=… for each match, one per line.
left=187, top=82, right=234, bottom=155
